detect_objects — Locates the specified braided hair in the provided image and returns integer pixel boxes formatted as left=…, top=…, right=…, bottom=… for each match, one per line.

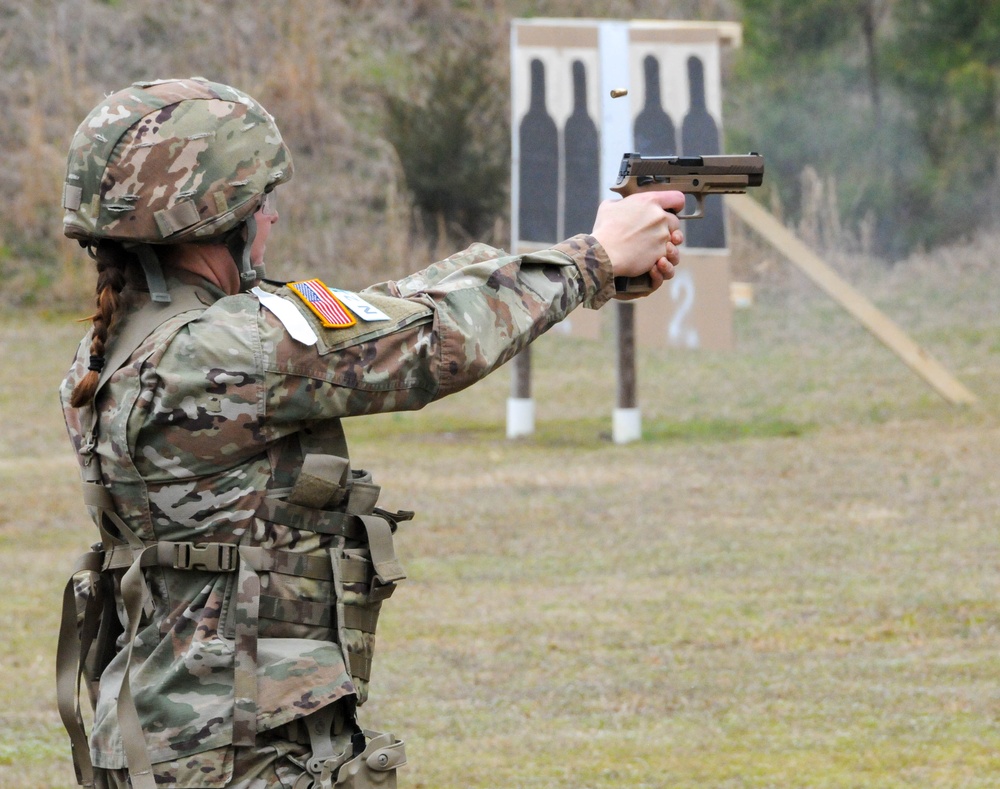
left=68, top=242, right=140, bottom=408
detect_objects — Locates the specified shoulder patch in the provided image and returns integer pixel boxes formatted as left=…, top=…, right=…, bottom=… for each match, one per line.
left=331, top=289, right=391, bottom=322
left=251, top=287, right=318, bottom=346
left=288, top=279, right=356, bottom=328
left=313, top=291, right=432, bottom=355
left=258, top=279, right=431, bottom=355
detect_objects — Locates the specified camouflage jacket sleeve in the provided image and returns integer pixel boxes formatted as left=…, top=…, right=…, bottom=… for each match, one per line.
left=262, top=234, right=614, bottom=422
left=364, top=236, right=612, bottom=309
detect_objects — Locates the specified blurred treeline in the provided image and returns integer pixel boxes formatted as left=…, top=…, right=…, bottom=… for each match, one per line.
left=730, top=0, right=1000, bottom=259
left=1, top=0, right=996, bottom=306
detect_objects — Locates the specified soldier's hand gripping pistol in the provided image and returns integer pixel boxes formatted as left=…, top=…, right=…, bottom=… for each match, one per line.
left=610, top=152, right=765, bottom=294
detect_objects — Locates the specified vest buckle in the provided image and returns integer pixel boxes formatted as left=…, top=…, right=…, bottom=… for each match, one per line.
left=173, top=542, right=238, bottom=572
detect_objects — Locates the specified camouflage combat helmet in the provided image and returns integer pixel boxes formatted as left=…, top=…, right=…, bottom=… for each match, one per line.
left=62, top=77, right=293, bottom=297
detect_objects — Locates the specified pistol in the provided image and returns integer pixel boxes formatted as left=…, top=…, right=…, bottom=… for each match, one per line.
left=610, top=152, right=764, bottom=293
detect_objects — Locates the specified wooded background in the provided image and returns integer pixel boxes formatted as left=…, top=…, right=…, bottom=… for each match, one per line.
left=2, top=0, right=997, bottom=305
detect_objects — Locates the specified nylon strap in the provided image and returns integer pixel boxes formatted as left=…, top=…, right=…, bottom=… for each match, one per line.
left=259, top=596, right=333, bottom=628
left=357, top=515, right=406, bottom=586
left=298, top=418, right=351, bottom=461
left=55, top=551, right=103, bottom=789
left=256, top=597, right=379, bottom=632
left=288, top=454, right=350, bottom=509
left=153, top=200, right=200, bottom=238
left=348, top=652, right=373, bottom=683
left=238, top=545, right=334, bottom=581
left=83, top=482, right=146, bottom=559
left=343, top=605, right=379, bottom=634
left=134, top=246, right=171, bottom=303
left=116, top=547, right=160, bottom=789
left=232, top=544, right=262, bottom=747
left=256, top=497, right=363, bottom=540
left=63, top=183, right=83, bottom=211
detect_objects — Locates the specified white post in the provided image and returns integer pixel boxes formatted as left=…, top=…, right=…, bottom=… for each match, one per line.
left=612, top=407, right=642, bottom=444
left=506, top=396, right=536, bottom=439
left=506, top=346, right=535, bottom=438
left=601, top=23, right=642, bottom=445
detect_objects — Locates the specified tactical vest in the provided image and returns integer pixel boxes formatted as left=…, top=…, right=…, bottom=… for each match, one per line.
left=56, top=286, right=408, bottom=789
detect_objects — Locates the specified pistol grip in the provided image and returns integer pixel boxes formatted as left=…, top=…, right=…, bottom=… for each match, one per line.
left=612, top=201, right=682, bottom=295
left=614, top=273, right=654, bottom=295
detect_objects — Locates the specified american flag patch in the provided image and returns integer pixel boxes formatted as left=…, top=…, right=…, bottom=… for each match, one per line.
left=287, top=279, right=357, bottom=328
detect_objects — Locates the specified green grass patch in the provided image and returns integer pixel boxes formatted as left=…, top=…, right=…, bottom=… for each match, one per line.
left=641, top=415, right=811, bottom=442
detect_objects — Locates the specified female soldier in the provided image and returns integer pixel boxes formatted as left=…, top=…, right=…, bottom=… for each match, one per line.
left=56, top=77, right=683, bottom=789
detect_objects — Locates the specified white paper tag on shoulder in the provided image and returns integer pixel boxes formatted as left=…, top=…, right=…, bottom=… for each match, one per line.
left=332, top=289, right=391, bottom=321
left=252, top=286, right=318, bottom=346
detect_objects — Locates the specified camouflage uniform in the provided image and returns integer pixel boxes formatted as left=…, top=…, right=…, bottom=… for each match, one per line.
left=60, top=236, right=615, bottom=786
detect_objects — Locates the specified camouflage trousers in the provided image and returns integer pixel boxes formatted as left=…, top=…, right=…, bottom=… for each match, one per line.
left=99, top=737, right=311, bottom=788
left=98, top=715, right=353, bottom=788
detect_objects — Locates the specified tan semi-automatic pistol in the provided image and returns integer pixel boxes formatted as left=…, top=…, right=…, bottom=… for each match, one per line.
left=611, top=152, right=764, bottom=293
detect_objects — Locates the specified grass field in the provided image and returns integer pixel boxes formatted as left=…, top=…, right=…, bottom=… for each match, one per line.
left=1, top=237, right=998, bottom=787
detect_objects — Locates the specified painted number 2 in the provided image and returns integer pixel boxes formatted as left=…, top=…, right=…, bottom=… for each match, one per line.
left=667, top=269, right=700, bottom=348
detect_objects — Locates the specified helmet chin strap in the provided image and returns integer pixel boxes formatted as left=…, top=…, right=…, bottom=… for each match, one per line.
left=226, top=214, right=260, bottom=292
left=128, top=243, right=172, bottom=303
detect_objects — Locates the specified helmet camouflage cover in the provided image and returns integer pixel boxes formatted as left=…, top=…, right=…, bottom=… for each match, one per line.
left=62, top=77, right=293, bottom=244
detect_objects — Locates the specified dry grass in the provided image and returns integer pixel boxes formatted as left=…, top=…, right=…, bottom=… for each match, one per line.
left=1, top=228, right=999, bottom=787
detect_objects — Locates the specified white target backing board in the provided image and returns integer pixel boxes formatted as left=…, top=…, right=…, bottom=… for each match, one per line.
left=511, top=19, right=742, bottom=350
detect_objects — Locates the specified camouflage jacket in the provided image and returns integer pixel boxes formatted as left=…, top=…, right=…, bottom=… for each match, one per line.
left=60, top=237, right=614, bottom=769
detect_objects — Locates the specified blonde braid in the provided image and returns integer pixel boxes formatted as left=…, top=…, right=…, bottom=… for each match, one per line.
left=69, top=242, right=133, bottom=408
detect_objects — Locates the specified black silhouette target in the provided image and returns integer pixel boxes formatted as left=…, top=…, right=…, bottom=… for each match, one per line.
left=634, top=54, right=676, bottom=155
left=563, top=60, right=601, bottom=237
left=518, top=58, right=559, bottom=243
left=680, top=56, right=725, bottom=248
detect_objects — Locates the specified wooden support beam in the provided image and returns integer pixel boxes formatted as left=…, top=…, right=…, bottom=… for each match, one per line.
left=726, top=194, right=977, bottom=406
